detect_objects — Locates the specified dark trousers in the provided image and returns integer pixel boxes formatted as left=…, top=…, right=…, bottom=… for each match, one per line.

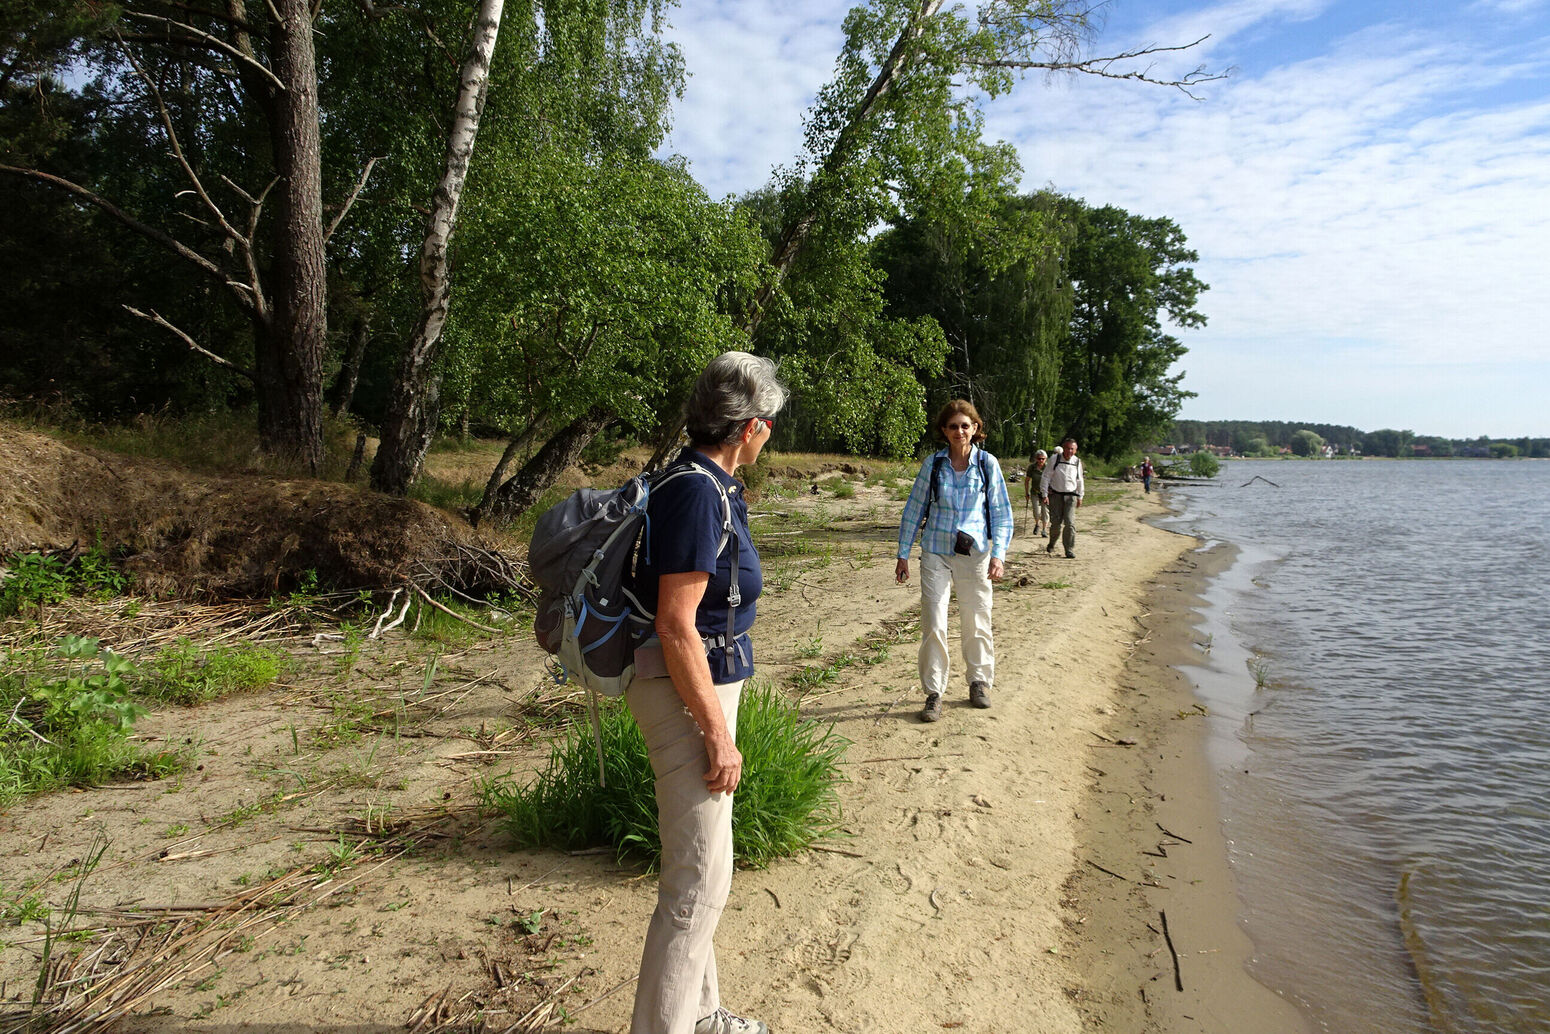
left=1047, top=492, right=1078, bottom=552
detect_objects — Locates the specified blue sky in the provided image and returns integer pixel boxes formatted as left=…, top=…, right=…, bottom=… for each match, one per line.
left=656, top=0, right=1550, bottom=439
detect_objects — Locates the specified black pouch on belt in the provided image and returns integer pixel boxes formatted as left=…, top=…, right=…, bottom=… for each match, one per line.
left=953, top=530, right=974, bottom=555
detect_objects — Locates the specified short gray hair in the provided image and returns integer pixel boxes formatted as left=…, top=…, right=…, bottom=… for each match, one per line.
left=1035, top=449, right=1048, bottom=459
left=685, top=351, right=788, bottom=446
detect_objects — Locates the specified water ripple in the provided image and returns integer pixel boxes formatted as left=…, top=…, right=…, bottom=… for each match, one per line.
left=1172, top=460, right=1550, bottom=1034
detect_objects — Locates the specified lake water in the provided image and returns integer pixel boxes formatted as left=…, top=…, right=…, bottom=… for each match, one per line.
left=1160, top=459, right=1550, bottom=1034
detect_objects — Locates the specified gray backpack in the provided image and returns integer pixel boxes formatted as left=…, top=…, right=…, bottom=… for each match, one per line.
left=528, top=461, right=736, bottom=780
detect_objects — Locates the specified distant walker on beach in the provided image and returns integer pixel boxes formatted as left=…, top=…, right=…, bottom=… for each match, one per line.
left=1040, top=436, right=1085, bottom=558
left=895, top=400, right=1014, bottom=722
left=1025, top=449, right=1049, bottom=537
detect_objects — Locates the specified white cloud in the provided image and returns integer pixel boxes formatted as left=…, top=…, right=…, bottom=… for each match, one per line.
left=659, top=1, right=1550, bottom=435
left=662, top=1, right=844, bottom=197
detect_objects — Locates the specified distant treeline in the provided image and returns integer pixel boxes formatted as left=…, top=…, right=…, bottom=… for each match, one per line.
left=1167, top=421, right=1550, bottom=459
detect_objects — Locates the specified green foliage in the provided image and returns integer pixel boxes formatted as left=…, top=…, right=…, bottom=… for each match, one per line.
left=446, top=151, right=766, bottom=443
left=139, top=641, right=288, bottom=706
left=0, top=637, right=186, bottom=805
left=29, top=636, right=145, bottom=732
left=1187, top=451, right=1221, bottom=478
left=875, top=192, right=1073, bottom=457
left=1056, top=202, right=1205, bottom=460
left=0, top=554, right=71, bottom=615
left=0, top=546, right=128, bottom=617
left=1289, top=429, right=1325, bottom=457
left=483, top=683, right=848, bottom=868
left=820, top=476, right=856, bottom=499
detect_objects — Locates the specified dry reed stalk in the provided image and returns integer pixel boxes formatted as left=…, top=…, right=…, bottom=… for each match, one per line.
left=17, top=846, right=409, bottom=1034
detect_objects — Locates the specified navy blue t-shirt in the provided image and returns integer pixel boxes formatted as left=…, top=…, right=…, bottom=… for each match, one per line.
left=632, top=449, right=761, bottom=683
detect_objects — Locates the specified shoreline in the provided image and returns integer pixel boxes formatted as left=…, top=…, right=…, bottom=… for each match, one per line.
left=1066, top=528, right=1310, bottom=1032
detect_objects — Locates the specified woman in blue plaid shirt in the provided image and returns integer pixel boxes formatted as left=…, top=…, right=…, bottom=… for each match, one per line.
left=894, top=400, right=1014, bottom=722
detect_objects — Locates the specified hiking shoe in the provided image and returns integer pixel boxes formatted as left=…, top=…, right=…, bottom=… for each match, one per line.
left=1065, top=550, right=1076, bottom=559
left=694, top=1007, right=769, bottom=1034
left=1044, top=542, right=1054, bottom=554
left=921, top=693, right=943, bottom=722
left=969, top=681, right=991, bottom=708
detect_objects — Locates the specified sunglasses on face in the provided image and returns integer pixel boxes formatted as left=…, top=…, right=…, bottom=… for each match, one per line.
left=755, top=416, right=775, bottom=432
left=946, top=422, right=975, bottom=432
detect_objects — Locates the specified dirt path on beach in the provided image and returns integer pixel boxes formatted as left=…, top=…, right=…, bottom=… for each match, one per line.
left=1, top=470, right=1305, bottom=1034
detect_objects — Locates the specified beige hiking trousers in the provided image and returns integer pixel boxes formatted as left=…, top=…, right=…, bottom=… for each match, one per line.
left=625, top=675, right=744, bottom=1034
left=918, top=549, right=995, bottom=698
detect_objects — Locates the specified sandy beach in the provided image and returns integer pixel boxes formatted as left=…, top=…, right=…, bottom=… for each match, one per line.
left=1, top=471, right=1308, bottom=1033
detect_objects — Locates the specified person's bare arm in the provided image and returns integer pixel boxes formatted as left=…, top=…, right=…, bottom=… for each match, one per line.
left=656, top=570, right=742, bottom=794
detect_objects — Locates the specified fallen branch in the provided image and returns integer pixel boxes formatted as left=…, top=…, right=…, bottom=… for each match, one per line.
left=1161, top=909, right=1184, bottom=991
left=411, top=583, right=503, bottom=634
left=1086, top=860, right=1129, bottom=882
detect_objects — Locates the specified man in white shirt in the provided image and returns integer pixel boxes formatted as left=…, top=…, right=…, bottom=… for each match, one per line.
left=1039, top=437, right=1084, bottom=558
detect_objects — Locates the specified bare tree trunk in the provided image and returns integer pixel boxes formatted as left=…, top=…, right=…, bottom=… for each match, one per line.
left=371, top=0, right=504, bottom=495
left=257, top=0, right=328, bottom=473
left=487, top=407, right=611, bottom=524
left=471, top=417, right=549, bottom=525
left=330, top=313, right=370, bottom=417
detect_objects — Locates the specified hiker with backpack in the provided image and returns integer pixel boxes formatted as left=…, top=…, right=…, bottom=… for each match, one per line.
left=623, top=351, right=786, bottom=1034
left=894, top=400, right=1015, bottom=723
left=1040, top=436, right=1085, bottom=558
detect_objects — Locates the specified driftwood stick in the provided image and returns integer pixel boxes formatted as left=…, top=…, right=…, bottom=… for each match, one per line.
left=1161, top=909, right=1184, bottom=990
left=1156, top=822, right=1194, bottom=844
left=809, top=844, right=864, bottom=859
left=1087, top=859, right=1129, bottom=881
left=410, top=583, right=502, bottom=634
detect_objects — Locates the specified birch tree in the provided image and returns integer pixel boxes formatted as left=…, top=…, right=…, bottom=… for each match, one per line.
left=370, top=0, right=505, bottom=496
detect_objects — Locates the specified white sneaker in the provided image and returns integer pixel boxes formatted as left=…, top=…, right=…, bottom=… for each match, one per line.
left=694, top=1007, right=770, bottom=1034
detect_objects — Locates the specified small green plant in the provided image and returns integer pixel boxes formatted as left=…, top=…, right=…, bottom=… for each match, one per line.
left=789, top=662, right=839, bottom=692
left=1247, top=656, right=1272, bottom=689
left=317, top=836, right=365, bottom=874
left=820, top=476, right=855, bottom=499
left=1, top=883, right=48, bottom=925
left=482, top=683, right=848, bottom=868
left=0, top=546, right=128, bottom=617
left=796, top=634, right=824, bottom=659
left=139, top=641, right=288, bottom=706
left=1, top=554, right=71, bottom=615
left=33, top=636, right=146, bottom=731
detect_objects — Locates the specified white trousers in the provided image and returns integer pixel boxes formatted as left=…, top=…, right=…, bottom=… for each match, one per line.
left=625, top=675, right=744, bottom=1034
left=918, top=549, right=995, bottom=697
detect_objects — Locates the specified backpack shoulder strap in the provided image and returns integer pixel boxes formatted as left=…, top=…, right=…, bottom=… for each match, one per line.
left=977, top=449, right=993, bottom=532
left=922, top=451, right=947, bottom=526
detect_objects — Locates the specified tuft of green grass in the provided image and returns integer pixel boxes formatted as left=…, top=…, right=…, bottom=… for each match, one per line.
left=482, top=683, right=848, bottom=868
left=138, top=640, right=288, bottom=706
left=819, top=475, right=855, bottom=499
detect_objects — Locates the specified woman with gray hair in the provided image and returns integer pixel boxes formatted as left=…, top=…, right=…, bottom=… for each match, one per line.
left=1025, top=449, right=1049, bottom=537
left=625, top=350, right=786, bottom=1034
